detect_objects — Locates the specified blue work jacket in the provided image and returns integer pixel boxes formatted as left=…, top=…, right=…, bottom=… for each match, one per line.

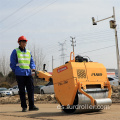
left=10, top=47, right=36, bottom=76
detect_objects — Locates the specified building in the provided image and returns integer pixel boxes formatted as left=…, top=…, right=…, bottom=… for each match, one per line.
left=106, top=69, right=116, bottom=77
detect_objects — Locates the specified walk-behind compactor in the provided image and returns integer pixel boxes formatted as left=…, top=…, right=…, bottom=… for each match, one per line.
left=36, top=52, right=112, bottom=113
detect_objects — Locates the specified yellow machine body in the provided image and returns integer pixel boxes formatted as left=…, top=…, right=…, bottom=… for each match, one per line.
left=37, top=71, right=52, bottom=81
left=53, top=62, right=111, bottom=106
left=37, top=52, right=112, bottom=113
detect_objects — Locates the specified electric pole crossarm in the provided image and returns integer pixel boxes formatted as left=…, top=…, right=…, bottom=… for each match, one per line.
left=70, top=36, right=76, bottom=52
left=96, top=16, right=113, bottom=23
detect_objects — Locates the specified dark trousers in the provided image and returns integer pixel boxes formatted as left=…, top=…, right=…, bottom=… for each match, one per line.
left=16, top=75, right=34, bottom=108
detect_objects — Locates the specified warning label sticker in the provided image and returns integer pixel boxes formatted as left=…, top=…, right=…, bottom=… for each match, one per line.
left=57, top=66, right=68, bottom=73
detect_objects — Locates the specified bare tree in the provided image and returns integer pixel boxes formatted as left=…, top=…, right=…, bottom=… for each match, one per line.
left=29, top=44, right=46, bottom=71
left=28, top=44, right=48, bottom=85
left=0, top=53, right=10, bottom=76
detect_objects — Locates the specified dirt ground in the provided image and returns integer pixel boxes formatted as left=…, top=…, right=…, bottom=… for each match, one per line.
left=0, top=86, right=120, bottom=120
left=0, top=103, right=120, bottom=120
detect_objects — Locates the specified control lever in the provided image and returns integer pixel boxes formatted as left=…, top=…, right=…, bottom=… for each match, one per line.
left=43, top=64, right=47, bottom=72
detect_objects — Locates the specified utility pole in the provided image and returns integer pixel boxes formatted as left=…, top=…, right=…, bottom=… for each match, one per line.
left=70, top=36, right=76, bottom=52
left=113, top=7, right=120, bottom=79
left=92, top=7, right=120, bottom=81
left=52, top=56, right=54, bottom=71
left=58, top=40, right=66, bottom=65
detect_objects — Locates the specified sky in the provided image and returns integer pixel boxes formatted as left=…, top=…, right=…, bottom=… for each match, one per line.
left=0, top=0, right=120, bottom=72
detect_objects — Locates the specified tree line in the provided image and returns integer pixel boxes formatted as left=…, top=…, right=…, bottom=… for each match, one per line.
left=0, top=44, right=47, bottom=88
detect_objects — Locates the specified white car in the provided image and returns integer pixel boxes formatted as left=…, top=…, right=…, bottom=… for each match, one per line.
left=9, top=86, right=19, bottom=95
left=108, top=77, right=119, bottom=86
left=40, top=81, right=54, bottom=94
left=0, top=88, right=13, bottom=97
left=9, top=86, right=27, bottom=95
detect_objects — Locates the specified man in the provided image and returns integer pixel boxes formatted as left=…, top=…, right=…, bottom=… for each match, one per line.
left=10, top=36, right=39, bottom=112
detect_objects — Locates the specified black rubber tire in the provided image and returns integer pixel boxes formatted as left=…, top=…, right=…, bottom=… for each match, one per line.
left=12, top=92, right=15, bottom=96
left=62, top=105, right=76, bottom=114
left=41, top=90, right=44, bottom=94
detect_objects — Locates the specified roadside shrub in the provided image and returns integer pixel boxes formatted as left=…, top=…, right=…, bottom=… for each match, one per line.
left=0, top=72, right=4, bottom=77
left=6, top=71, right=16, bottom=84
left=0, top=82, right=11, bottom=88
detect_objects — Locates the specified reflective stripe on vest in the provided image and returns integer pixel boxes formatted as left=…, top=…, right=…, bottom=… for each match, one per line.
left=16, top=48, right=31, bottom=69
left=18, top=58, right=30, bottom=60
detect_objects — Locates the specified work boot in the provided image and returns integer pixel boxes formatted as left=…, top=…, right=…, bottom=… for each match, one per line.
left=29, top=106, right=39, bottom=111
left=22, top=108, right=27, bottom=112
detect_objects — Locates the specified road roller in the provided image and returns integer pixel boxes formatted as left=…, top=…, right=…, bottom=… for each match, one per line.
left=36, top=52, right=112, bottom=113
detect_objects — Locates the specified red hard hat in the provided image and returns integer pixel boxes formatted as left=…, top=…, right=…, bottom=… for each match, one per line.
left=18, top=36, right=28, bottom=42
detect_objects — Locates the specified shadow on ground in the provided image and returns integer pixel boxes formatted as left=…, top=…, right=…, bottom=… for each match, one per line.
left=25, top=110, right=105, bottom=119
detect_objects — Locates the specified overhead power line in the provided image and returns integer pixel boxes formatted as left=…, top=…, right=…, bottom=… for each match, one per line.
left=55, top=45, right=116, bottom=61
left=0, top=0, right=33, bottom=23
left=79, top=45, right=115, bottom=54
left=0, top=0, right=57, bottom=33
left=0, top=0, right=49, bottom=31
